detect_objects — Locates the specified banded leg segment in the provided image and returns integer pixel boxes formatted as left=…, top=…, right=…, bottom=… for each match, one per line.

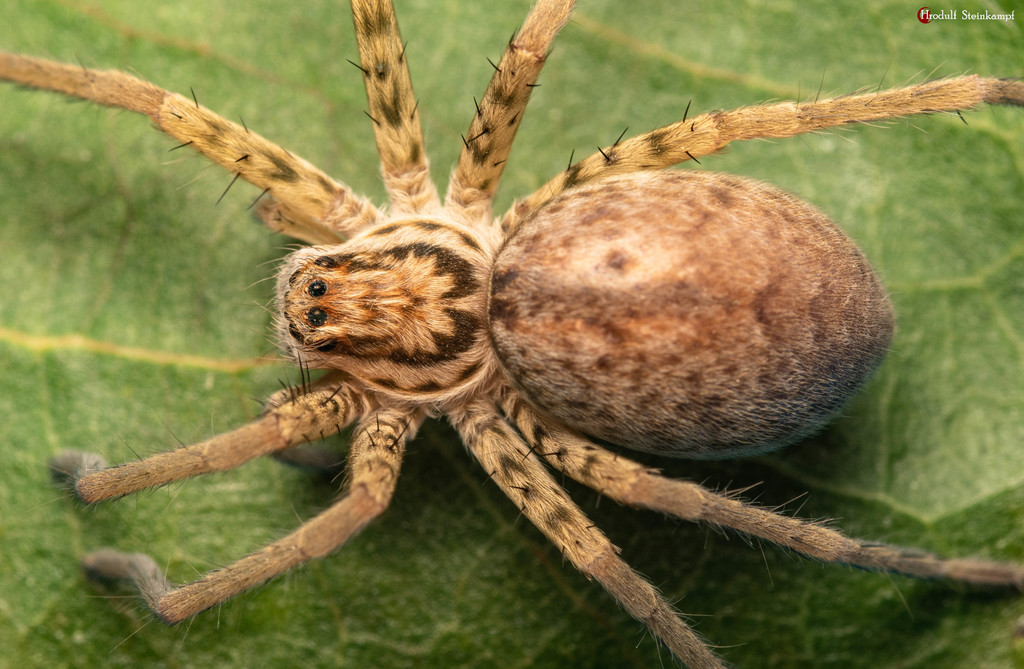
left=506, top=75, right=1024, bottom=230
left=0, top=51, right=378, bottom=245
left=454, top=401, right=725, bottom=669
left=76, top=407, right=418, bottom=624
left=504, top=396, right=1024, bottom=587
left=445, top=0, right=576, bottom=225
left=351, top=0, right=439, bottom=214
left=53, top=383, right=365, bottom=503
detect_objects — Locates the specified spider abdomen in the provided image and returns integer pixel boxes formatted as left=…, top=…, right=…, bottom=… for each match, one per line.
left=489, top=171, right=894, bottom=458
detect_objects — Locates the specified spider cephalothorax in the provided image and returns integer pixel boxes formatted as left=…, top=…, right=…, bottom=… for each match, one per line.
left=3, top=0, right=1023, bottom=667
left=276, top=218, right=497, bottom=401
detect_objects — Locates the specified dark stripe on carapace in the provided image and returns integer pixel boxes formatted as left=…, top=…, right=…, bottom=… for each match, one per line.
left=311, top=243, right=478, bottom=291
left=370, top=377, right=399, bottom=390
left=368, top=220, right=441, bottom=237
left=346, top=307, right=482, bottom=366
left=367, top=220, right=483, bottom=253
left=362, top=361, right=483, bottom=394
left=455, top=360, right=482, bottom=383
left=366, top=222, right=404, bottom=236
left=315, top=255, right=342, bottom=268
left=383, top=242, right=480, bottom=299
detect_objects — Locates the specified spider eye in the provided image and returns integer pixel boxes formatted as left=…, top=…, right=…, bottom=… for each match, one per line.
left=307, top=280, right=327, bottom=297
left=307, top=308, right=327, bottom=327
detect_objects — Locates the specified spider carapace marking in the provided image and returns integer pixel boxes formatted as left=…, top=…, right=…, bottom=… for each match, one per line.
left=278, top=218, right=496, bottom=399
left=2, top=0, right=1023, bottom=667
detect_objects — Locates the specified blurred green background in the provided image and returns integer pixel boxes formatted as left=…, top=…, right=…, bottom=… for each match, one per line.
left=1, top=0, right=1022, bottom=666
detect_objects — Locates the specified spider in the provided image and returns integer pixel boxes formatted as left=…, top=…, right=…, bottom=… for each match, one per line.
left=2, top=0, right=1023, bottom=667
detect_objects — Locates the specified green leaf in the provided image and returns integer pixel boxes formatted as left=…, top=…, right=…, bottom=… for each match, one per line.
left=1, top=0, right=1022, bottom=667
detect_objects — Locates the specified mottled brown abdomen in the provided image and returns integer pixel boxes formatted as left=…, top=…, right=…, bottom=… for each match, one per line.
left=489, top=171, right=894, bottom=458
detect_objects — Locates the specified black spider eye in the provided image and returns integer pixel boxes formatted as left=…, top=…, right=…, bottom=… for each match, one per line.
left=308, top=280, right=327, bottom=297
left=307, top=308, right=327, bottom=327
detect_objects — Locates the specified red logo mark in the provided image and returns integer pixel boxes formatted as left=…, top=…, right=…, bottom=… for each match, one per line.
left=918, top=7, right=931, bottom=22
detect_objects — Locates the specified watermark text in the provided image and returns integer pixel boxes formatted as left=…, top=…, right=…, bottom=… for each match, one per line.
left=918, top=7, right=1016, bottom=23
